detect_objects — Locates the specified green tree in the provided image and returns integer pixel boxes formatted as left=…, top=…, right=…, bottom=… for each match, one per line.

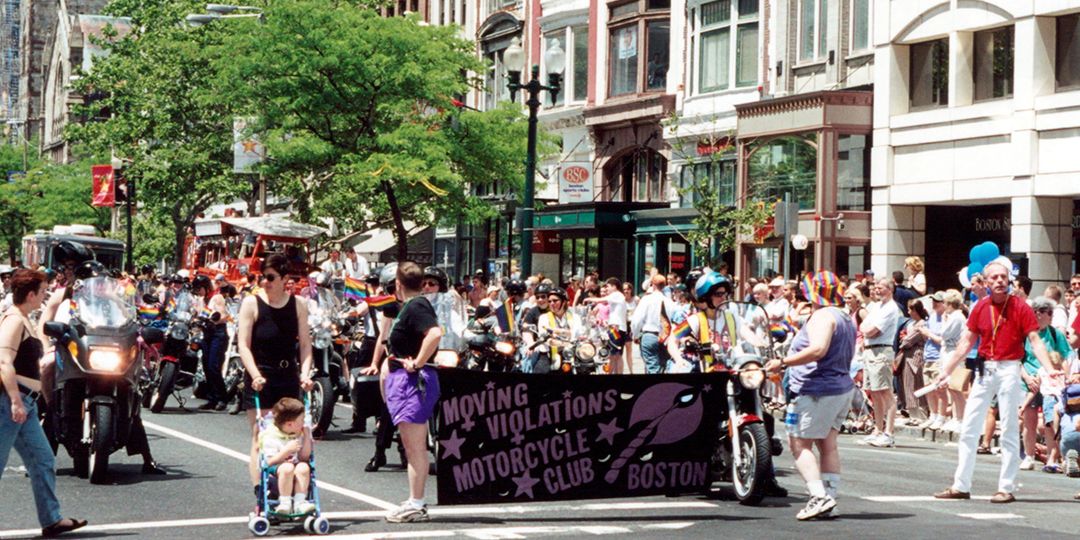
left=217, top=2, right=542, bottom=260
left=66, top=0, right=251, bottom=266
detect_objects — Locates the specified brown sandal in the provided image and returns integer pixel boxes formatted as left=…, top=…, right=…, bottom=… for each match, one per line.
left=42, top=518, right=87, bottom=537
left=977, top=446, right=992, bottom=455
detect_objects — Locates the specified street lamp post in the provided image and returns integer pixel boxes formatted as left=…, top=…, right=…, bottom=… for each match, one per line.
left=503, top=37, right=563, bottom=278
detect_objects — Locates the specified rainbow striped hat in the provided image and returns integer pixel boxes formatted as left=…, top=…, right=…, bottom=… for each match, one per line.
left=801, top=270, right=845, bottom=307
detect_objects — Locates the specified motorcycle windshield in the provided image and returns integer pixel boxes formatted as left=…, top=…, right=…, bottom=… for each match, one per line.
left=74, top=277, right=136, bottom=329
left=315, top=287, right=339, bottom=315
left=171, top=291, right=196, bottom=321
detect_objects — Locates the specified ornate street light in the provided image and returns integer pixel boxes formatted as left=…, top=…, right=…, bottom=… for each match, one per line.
left=504, top=37, right=563, bottom=277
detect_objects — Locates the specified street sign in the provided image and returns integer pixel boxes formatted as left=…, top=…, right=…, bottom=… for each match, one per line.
left=558, top=162, right=593, bottom=204
left=773, top=201, right=799, bottom=237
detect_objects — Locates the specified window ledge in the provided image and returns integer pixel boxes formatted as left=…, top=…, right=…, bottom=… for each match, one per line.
left=1035, top=88, right=1080, bottom=111
left=891, top=99, right=1013, bottom=129
left=793, top=59, right=827, bottom=71
left=686, top=85, right=760, bottom=102
left=845, top=50, right=873, bottom=62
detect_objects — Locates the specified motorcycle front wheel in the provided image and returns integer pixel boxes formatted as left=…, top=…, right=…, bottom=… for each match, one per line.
left=310, top=376, right=336, bottom=437
left=150, top=362, right=178, bottom=413
left=88, top=404, right=113, bottom=485
left=732, top=423, right=771, bottom=506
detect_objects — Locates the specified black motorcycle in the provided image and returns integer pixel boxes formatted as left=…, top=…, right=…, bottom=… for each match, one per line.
left=45, top=276, right=151, bottom=484
left=148, top=290, right=214, bottom=413
left=672, top=303, right=775, bottom=505
left=463, top=318, right=518, bottom=372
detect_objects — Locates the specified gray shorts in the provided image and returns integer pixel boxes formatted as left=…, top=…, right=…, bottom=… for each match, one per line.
left=785, top=388, right=856, bottom=440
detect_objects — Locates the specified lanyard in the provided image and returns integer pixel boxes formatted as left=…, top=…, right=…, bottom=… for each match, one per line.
left=988, top=296, right=1009, bottom=359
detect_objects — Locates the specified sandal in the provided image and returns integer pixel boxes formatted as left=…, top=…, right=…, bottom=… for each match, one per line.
left=977, top=446, right=992, bottom=455
left=1043, top=464, right=1062, bottom=474
left=42, top=518, right=87, bottom=537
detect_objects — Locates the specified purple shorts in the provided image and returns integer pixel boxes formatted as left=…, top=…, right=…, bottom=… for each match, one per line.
left=385, top=366, right=441, bottom=425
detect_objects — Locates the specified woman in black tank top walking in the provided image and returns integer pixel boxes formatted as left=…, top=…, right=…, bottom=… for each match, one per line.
left=237, top=254, right=314, bottom=493
left=1, top=269, right=87, bottom=536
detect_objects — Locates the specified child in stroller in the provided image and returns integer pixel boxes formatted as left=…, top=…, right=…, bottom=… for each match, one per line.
left=260, top=397, right=315, bottom=514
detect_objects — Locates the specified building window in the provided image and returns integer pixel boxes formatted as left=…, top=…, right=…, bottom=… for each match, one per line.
left=486, top=0, right=515, bottom=16
left=608, top=0, right=670, bottom=97
left=851, top=0, right=869, bottom=52
left=678, top=158, right=736, bottom=208
left=483, top=49, right=520, bottom=111
left=1056, top=14, right=1080, bottom=90
left=747, top=135, right=817, bottom=210
left=973, top=26, right=1013, bottom=101
left=544, top=26, right=590, bottom=105
left=909, top=38, right=948, bottom=109
left=604, top=148, right=668, bottom=202
left=799, top=0, right=827, bottom=62
left=695, top=0, right=759, bottom=94
left=836, top=134, right=870, bottom=211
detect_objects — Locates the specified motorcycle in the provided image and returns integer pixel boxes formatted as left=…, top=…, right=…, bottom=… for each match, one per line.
left=306, top=285, right=344, bottom=436
left=463, top=317, right=518, bottom=372
left=45, top=276, right=150, bottom=484
left=673, top=302, right=775, bottom=505
left=148, top=290, right=214, bottom=413
left=220, top=297, right=245, bottom=408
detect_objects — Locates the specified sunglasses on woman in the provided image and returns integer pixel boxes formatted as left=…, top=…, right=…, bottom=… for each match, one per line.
left=262, top=273, right=280, bottom=283
left=422, top=280, right=440, bottom=288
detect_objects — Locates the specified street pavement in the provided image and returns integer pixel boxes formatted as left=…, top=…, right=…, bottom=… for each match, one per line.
left=3, top=392, right=1080, bottom=539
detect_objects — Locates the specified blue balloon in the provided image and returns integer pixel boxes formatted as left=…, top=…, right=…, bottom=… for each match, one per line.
left=969, top=245, right=981, bottom=264
left=981, top=242, right=1000, bottom=263
left=967, top=262, right=985, bottom=278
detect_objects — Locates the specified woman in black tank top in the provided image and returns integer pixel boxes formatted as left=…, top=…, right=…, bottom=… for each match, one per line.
left=1, top=269, right=87, bottom=536
left=237, top=254, right=314, bottom=492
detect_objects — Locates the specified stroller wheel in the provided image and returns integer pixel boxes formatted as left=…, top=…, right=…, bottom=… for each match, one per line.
left=248, top=515, right=270, bottom=536
left=303, top=516, right=315, bottom=533
left=313, top=516, right=330, bottom=535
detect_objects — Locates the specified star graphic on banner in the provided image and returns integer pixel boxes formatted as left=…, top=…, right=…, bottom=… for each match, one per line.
left=703, top=384, right=713, bottom=393
left=485, top=381, right=497, bottom=390
left=241, top=139, right=260, bottom=153
left=596, top=417, right=623, bottom=445
left=511, top=431, right=525, bottom=446
left=439, top=429, right=466, bottom=461
left=562, top=390, right=573, bottom=399
left=512, top=471, right=541, bottom=498
left=461, top=416, right=475, bottom=432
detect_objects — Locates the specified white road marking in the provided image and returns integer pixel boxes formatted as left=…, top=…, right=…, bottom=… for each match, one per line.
left=142, top=420, right=397, bottom=510
left=862, top=495, right=992, bottom=502
left=0, top=504, right=712, bottom=538
left=336, top=401, right=353, bottom=409
left=957, top=513, right=1024, bottom=520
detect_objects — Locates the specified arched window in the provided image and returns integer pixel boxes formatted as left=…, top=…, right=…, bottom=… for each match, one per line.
left=603, top=147, right=668, bottom=202
left=747, top=135, right=816, bottom=209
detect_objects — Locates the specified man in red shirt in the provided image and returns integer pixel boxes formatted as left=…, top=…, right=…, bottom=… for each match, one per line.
left=932, top=261, right=1062, bottom=503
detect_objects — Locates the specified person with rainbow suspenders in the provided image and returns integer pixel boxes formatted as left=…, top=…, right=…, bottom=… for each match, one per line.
left=535, top=287, right=584, bottom=374
left=664, top=272, right=760, bottom=373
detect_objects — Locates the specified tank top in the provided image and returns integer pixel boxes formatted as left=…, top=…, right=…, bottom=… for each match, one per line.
left=2, top=312, right=43, bottom=381
left=251, top=295, right=299, bottom=375
left=787, top=307, right=856, bottom=397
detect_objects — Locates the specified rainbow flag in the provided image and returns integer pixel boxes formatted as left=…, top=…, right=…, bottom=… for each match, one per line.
left=782, top=313, right=799, bottom=332
left=671, top=320, right=693, bottom=339
left=364, top=295, right=396, bottom=308
left=344, top=276, right=369, bottom=301
left=167, top=297, right=177, bottom=313
left=138, top=304, right=160, bottom=321
left=606, top=326, right=624, bottom=344
left=492, top=299, right=516, bottom=334
left=200, top=306, right=214, bottom=319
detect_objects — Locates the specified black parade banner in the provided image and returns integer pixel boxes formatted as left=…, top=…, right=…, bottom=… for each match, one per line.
left=435, top=369, right=728, bottom=505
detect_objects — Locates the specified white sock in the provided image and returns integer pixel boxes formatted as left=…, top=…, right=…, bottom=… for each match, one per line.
left=807, top=480, right=827, bottom=498
left=408, top=498, right=425, bottom=509
left=822, top=473, right=841, bottom=499
left=294, top=493, right=307, bottom=505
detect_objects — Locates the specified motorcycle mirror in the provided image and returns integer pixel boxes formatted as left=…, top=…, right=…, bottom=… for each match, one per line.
left=43, top=321, right=67, bottom=339
left=210, top=312, right=222, bottom=322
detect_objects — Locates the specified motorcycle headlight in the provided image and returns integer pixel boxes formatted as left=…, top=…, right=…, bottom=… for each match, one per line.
left=170, top=324, right=189, bottom=341
left=576, top=342, right=596, bottom=361
left=434, top=350, right=460, bottom=368
left=494, top=341, right=515, bottom=356
left=314, top=334, right=332, bottom=350
left=89, top=349, right=123, bottom=371
left=738, top=362, right=765, bottom=390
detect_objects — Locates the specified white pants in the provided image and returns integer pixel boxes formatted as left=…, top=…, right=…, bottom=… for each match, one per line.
left=951, top=360, right=1022, bottom=494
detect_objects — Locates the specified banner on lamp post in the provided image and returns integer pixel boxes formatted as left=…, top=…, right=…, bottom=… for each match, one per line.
left=91, top=164, right=115, bottom=207
left=233, top=116, right=266, bottom=174
left=558, top=162, right=593, bottom=204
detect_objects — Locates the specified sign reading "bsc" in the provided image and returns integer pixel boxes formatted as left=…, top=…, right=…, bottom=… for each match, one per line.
left=558, top=162, right=593, bottom=204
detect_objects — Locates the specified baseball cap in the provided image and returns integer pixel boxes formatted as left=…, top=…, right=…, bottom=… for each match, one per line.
left=768, top=277, right=785, bottom=287
left=930, top=291, right=945, bottom=302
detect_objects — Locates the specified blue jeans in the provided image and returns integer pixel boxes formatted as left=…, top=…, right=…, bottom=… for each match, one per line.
left=1062, top=413, right=1080, bottom=455
left=0, top=394, right=63, bottom=527
left=639, top=333, right=668, bottom=374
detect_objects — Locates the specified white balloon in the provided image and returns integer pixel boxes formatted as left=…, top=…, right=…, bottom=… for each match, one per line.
left=989, top=255, right=1014, bottom=275
left=958, top=267, right=971, bottom=288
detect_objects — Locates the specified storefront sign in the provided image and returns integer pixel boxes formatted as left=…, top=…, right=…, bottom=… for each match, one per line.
left=669, top=241, right=687, bottom=272
left=696, top=137, right=732, bottom=157
left=436, top=370, right=725, bottom=505
left=531, top=230, right=560, bottom=254
left=558, top=163, right=594, bottom=204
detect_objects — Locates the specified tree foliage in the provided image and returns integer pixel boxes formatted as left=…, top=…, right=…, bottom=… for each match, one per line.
left=216, top=2, right=545, bottom=260
left=66, top=0, right=252, bottom=267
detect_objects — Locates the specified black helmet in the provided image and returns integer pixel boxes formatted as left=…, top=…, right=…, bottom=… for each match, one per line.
left=684, top=268, right=704, bottom=299
left=534, top=283, right=552, bottom=297
left=422, top=266, right=449, bottom=293
left=75, top=260, right=106, bottom=280
left=548, top=286, right=568, bottom=301
left=378, top=263, right=398, bottom=293
left=53, top=241, right=94, bottom=267
left=167, top=273, right=186, bottom=284
left=191, top=275, right=213, bottom=293
left=364, top=272, right=380, bottom=286
left=140, top=263, right=155, bottom=276
left=505, top=279, right=526, bottom=297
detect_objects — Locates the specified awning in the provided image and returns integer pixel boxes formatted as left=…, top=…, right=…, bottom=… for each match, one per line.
left=195, top=216, right=327, bottom=240
left=351, top=222, right=424, bottom=256
left=532, top=202, right=668, bottom=231
left=630, top=207, right=700, bottom=235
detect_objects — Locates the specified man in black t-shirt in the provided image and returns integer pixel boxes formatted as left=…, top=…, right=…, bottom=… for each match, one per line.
left=520, top=283, right=551, bottom=372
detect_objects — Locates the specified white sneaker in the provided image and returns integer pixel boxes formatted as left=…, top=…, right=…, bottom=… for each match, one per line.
left=858, top=432, right=880, bottom=445
left=295, top=500, right=316, bottom=515
left=916, top=417, right=935, bottom=429
left=386, top=502, right=429, bottom=523
left=1019, top=456, right=1036, bottom=471
left=869, top=433, right=895, bottom=448
left=796, top=495, right=836, bottom=520
left=1066, top=450, right=1080, bottom=478
left=274, top=499, right=293, bottom=514
left=942, top=419, right=961, bottom=433
left=929, top=418, right=945, bottom=431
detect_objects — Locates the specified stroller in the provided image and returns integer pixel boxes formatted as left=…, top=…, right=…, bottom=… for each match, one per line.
left=247, top=393, right=331, bottom=536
